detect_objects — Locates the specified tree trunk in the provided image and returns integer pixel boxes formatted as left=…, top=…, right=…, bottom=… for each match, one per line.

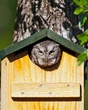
left=13, top=0, right=82, bottom=43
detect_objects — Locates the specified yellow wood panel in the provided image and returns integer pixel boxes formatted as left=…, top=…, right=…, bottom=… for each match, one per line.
left=1, top=50, right=84, bottom=110
left=1, top=57, right=8, bottom=110
left=12, top=82, right=80, bottom=98
left=76, top=62, right=84, bottom=110
left=1, top=54, right=14, bottom=110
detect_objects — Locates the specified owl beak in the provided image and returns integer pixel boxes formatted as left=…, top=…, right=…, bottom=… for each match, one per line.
left=45, top=58, right=48, bottom=62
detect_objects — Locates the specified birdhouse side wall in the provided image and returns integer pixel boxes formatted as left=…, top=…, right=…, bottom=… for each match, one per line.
left=1, top=50, right=84, bottom=110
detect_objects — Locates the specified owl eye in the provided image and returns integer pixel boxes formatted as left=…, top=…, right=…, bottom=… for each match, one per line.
left=49, top=50, right=54, bottom=55
left=38, top=50, right=44, bottom=55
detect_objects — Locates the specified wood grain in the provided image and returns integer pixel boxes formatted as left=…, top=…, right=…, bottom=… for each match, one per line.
left=1, top=50, right=84, bottom=110
left=12, top=82, right=80, bottom=98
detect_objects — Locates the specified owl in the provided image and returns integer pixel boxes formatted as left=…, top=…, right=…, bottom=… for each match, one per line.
left=30, top=40, right=62, bottom=67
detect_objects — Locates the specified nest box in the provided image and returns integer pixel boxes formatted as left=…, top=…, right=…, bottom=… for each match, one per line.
left=0, top=29, right=85, bottom=110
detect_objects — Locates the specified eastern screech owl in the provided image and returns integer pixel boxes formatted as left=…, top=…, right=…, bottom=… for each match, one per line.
left=30, top=40, right=62, bottom=67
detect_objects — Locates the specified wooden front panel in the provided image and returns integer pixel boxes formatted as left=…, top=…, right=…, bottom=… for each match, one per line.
left=1, top=50, right=84, bottom=110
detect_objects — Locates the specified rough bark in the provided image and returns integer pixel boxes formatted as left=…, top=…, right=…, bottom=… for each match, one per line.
left=13, top=0, right=83, bottom=43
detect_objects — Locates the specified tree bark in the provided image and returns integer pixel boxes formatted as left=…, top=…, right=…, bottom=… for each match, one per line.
left=13, top=0, right=82, bottom=43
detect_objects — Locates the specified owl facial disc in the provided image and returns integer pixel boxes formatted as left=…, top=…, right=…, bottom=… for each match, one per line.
left=30, top=40, right=62, bottom=67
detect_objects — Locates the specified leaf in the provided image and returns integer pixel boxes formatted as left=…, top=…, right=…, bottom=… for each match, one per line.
left=77, top=32, right=88, bottom=45
left=74, top=7, right=84, bottom=15
left=73, top=0, right=82, bottom=6
left=84, top=0, right=88, bottom=8
left=73, top=0, right=87, bottom=6
left=80, top=0, right=86, bottom=5
left=85, top=29, right=88, bottom=35
left=78, top=50, right=87, bottom=65
left=78, top=15, right=87, bottom=27
left=81, top=0, right=88, bottom=6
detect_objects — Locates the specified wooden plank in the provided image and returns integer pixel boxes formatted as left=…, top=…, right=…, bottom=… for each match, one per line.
left=12, top=82, right=80, bottom=98
left=1, top=58, right=8, bottom=110
left=76, top=63, right=84, bottom=110
left=1, top=54, right=14, bottom=110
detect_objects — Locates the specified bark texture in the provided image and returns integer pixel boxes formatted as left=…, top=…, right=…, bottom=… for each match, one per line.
left=13, top=0, right=83, bottom=43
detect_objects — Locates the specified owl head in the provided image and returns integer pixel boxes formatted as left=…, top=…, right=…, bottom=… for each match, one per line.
left=30, top=40, right=62, bottom=67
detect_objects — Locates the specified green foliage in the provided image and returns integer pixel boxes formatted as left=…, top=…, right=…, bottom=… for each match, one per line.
left=78, top=15, right=87, bottom=27
left=73, top=0, right=88, bottom=65
left=73, top=0, right=88, bottom=8
left=74, top=0, right=88, bottom=26
left=77, top=29, right=88, bottom=45
left=0, top=0, right=17, bottom=49
left=78, top=49, right=88, bottom=65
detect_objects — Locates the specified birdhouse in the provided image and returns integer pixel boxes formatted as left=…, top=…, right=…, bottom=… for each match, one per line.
left=0, top=29, right=85, bottom=110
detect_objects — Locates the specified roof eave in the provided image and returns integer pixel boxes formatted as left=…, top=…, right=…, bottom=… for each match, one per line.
left=0, top=29, right=86, bottom=60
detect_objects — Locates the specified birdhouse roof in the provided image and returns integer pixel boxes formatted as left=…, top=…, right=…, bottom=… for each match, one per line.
left=0, top=29, right=86, bottom=60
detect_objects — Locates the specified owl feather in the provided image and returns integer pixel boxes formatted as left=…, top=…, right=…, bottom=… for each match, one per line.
left=30, top=40, right=62, bottom=67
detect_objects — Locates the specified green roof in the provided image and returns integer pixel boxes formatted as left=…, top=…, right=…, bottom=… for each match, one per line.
left=0, top=29, right=86, bottom=60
